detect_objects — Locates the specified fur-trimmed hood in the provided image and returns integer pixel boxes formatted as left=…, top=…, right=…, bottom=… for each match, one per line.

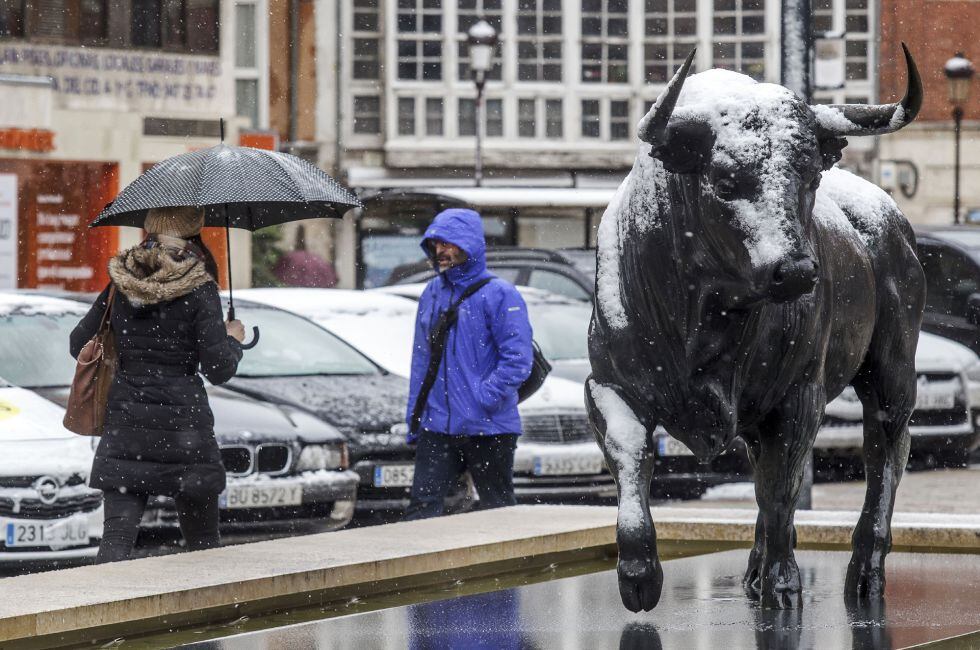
left=108, top=245, right=213, bottom=306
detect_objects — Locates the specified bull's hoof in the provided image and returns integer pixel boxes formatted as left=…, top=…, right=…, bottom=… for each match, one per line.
left=759, top=559, right=803, bottom=610
left=618, top=557, right=664, bottom=612
left=743, top=562, right=762, bottom=600
left=845, top=555, right=886, bottom=600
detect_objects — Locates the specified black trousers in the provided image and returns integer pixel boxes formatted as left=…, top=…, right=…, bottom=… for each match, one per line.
left=404, top=430, right=518, bottom=521
left=97, top=489, right=221, bottom=563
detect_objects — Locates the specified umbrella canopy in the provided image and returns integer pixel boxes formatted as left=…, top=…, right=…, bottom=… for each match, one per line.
left=90, top=143, right=361, bottom=229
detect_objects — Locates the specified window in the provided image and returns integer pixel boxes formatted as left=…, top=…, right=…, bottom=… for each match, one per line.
left=519, top=99, right=536, bottom=137
left=517, top=0, right=562, bottom=82
left=529, top=270, right=591, bottom=301
left=581, top=99, right=600, bottom=138
left=545, top=99, right=563, bottom=138
left=398, top=97, right=416, bottom=135
left=398, top=0, right=442, bottom=80
left=581, top=0, right=629, bottom=83
left=919, top=246, right=980, bottom=318
left=426, top=98, right=444, bottom=136
left=712, top=0, right=765, bottom=80
left=353, top=96, right=382, bottom=134
left=352, top=0, right=381, bottom=79
left=457, top=0, right=503, bottom=81
left=812, top=0, right=832, bottom=33
left=235, top=3, right=256, bottom=68
left=644, top=0, right=697, bottom=83
left=458, top=98, right=503, bottom=136
left=845, top=0, right=870, bottom=81
left=236, top=79, right=259, bottom=129
left=129, top=0, right=218, bottom=52
left=0, top=0, right=25, bottom=38
left=610, top=100, right=629, bottom=140
left=21, top=0, right=108, bottom=44
left=234, top=1, right=264, bottom=128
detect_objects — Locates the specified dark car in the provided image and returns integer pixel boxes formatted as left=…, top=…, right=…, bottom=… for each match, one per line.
left=386, top=247, right=594, bottom=302
left=915, top=227, right=980, bottom=354
left=0, top=292, right=359, bottom=536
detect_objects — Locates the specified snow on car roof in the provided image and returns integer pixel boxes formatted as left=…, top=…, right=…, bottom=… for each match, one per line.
left=0, top=291, right=88, bottom=316
left=375, top=282, right=584, bottom=307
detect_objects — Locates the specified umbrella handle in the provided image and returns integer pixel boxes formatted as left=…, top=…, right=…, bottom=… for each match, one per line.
left=241, top=326, right=260, bottom=350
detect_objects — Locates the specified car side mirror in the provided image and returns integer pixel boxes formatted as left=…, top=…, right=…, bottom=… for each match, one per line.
left=967, top=293, right=980, bottom=326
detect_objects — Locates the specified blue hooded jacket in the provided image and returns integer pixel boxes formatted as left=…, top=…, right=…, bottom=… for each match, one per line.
left=406, top=208, right=533, bottom=440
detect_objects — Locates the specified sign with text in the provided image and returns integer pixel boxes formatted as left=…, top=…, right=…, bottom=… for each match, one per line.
left=0, top=44, right=230, bottom=115
left=0, top=174, right=16, bottom=289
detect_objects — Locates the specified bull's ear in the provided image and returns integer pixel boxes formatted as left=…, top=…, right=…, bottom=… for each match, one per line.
left=648, top=120, right=715, bottom=174
left=818, top=136, right=848, bottom=170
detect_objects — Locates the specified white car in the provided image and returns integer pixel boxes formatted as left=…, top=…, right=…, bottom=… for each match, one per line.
left=0, top=379, right=103, bottom=563
left=237, top=288, right=616, bottom=503
left=817, top=331, right=979, bottom=468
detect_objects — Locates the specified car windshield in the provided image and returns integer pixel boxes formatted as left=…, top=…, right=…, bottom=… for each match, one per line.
left=0, top=312, right=80, bottom=388
left=928, top=231, right=980, bottom=250
left=526, top=301, right=590, bottom=361
left=560, top=250, right=597, bottom=279
left=235, top=305, right=379, bottom=377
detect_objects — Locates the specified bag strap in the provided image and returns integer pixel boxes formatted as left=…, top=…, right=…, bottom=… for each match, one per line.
left=97, top=284, right=116, bottom=333
left=409, top=277, right=493, bottom=435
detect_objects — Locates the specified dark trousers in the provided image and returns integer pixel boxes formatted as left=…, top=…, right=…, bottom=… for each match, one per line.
left=404, top=431, right=518, bottom=521
left=97, top=489, right=221, bottom=563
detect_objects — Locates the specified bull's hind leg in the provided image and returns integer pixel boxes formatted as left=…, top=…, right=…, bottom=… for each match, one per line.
left=586, top=379, right=662, bottom=612
left=752, top=384, right=826, bottom=609
left=847, top=336, right=916, bottom=600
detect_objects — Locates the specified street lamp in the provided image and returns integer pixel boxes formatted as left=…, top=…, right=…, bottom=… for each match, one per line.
left=944, top=52, right=975, bottom=225
left=467, top=19, right=498, bottom=187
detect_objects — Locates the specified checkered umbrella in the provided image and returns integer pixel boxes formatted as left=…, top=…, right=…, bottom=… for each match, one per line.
left=89, top=142, right=361, bottom=349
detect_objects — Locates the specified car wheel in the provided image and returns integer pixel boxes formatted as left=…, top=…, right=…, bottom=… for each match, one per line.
left=939, top=447, right=971, bottom=469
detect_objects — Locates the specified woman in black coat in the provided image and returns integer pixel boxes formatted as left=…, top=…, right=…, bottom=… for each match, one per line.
left=71, top=206, right=245, bottom=563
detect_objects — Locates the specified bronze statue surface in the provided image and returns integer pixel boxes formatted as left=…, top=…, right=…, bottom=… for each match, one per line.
left=586, top=47, right=925, bottom=611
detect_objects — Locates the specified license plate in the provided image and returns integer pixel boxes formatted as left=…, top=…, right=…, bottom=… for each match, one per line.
left=915, top=390, right=955, bottom=410
left=220, top=484, right=303, bottom=509
left=374, top=464, right=415, bottom=487
left=5, top=518, right=88, bottom=548
left=657, top=435, right=694, bottom=456
left=533, top=455, right=603, bottom=476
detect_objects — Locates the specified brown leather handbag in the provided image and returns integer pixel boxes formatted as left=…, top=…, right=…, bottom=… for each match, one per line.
left=63, top=286, right=118, bottom=436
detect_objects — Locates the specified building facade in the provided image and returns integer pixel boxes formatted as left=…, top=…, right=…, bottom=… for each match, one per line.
left=875, top=0, right=978, bottom=225
left=0, top=0, right=270, bottom=291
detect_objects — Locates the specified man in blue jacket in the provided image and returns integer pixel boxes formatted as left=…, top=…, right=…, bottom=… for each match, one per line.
left=405, top=208, right=533, bottom=520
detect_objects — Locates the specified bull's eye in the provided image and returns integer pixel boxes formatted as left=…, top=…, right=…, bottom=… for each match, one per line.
left=715, top=178, right=738, bottom=200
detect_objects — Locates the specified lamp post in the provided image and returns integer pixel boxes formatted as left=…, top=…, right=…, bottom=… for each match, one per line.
left=944, top=52, right=975, bottom=225
left=467, top=19, right=497, bottom=187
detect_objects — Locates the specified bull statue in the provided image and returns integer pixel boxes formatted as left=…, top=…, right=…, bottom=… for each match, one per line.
left=586, top=46, right=924, bottom=611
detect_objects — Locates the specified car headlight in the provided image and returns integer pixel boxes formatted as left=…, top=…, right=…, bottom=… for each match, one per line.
left=296, top=444, right=348, bottom=471
left=966, top=360, right=980, bottom=384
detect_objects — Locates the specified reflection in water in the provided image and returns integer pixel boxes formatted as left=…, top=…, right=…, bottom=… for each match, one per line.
left=846, top=597, right=892, bottom=650
left=408, top=589, right=525, bottom=650
left=619, top=622, right=664, bottom=650
left=753, top=607, right=803, bottom=650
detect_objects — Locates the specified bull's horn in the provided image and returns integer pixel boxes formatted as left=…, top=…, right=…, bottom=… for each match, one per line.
left=639, top=48, right=697, bottom=147
left=813, top=43, right=922, bottom=136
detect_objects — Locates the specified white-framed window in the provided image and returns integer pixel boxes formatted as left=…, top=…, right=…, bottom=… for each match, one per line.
left=353, top=95, right=383, bottom=134
left=644, top=0, right=698, bottom=83
left=545, top=99, right=563, bottom=138
left=516, top=0, right=563, bottom=82
left=233, top=0, right=268, bottom=129
left=811, top=0, right=874, bottom=104
left=459, top=98, right=504, bottom=136
left=457, top=0, right=504, bottom=81
left=581, top=99, right=601, bottom=138
left=398, top=97, right=416, bottom=135
left=426, top=98, right=444, bottom=136
left=712, top=0, right=766, bottom=81
left=519, top=98, right=537, bottom=137
left=844, top=0, right=870, bottom=82
left=610, top=99, right=630, bottom=140
left=397, top=0, right=443, bottom=80
left=352, top=0, right=382, bottom=80
left=581, top=0, right=629, bottom=83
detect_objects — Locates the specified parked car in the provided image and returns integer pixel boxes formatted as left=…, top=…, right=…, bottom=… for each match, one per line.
left=915, top=227, right=980, bottom=354
left=386, top=247, right=594, bottom=301
left=0, top=292, right=359, bottom=536
left=814, top=331, right=980, bottom=471
left=0, top=377, right=103, bottom=565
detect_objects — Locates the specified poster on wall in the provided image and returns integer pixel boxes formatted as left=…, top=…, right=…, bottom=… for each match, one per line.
left=0, top=174, right=16, bottom=288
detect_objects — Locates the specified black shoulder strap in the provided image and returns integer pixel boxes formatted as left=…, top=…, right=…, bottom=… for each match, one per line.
left=409, top=277, right=493, bottom=435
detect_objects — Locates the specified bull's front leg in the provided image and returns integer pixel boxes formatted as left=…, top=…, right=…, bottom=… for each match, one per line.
left=587, top=379, right=662, bottom=612
left=752, top=383, right=825, bottom=609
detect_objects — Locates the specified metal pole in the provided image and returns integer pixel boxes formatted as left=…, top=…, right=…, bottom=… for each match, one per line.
left=954, top=106, right=963, bottom=225
left=224, top=206, right=235, bottom=321
left=474, top=78, right=485, bottom=187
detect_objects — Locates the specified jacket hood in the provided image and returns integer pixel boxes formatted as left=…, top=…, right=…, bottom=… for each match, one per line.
left=108, top=245, right=213, bottom=306
left=421, top=208, right=488, bottom=286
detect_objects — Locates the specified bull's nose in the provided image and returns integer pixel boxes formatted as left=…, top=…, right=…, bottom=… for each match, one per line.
left=770, top=258, right=818, bottom=302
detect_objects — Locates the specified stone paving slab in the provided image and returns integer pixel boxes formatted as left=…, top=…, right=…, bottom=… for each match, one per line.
left=0, top=505, right=977, bottom=644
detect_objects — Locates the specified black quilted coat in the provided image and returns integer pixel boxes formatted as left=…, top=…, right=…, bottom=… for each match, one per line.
left=70, top=246, right=242, bottom=498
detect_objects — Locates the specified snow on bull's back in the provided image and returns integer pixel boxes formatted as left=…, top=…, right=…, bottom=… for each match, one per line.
left=817, top=167, right=896, bottom=242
